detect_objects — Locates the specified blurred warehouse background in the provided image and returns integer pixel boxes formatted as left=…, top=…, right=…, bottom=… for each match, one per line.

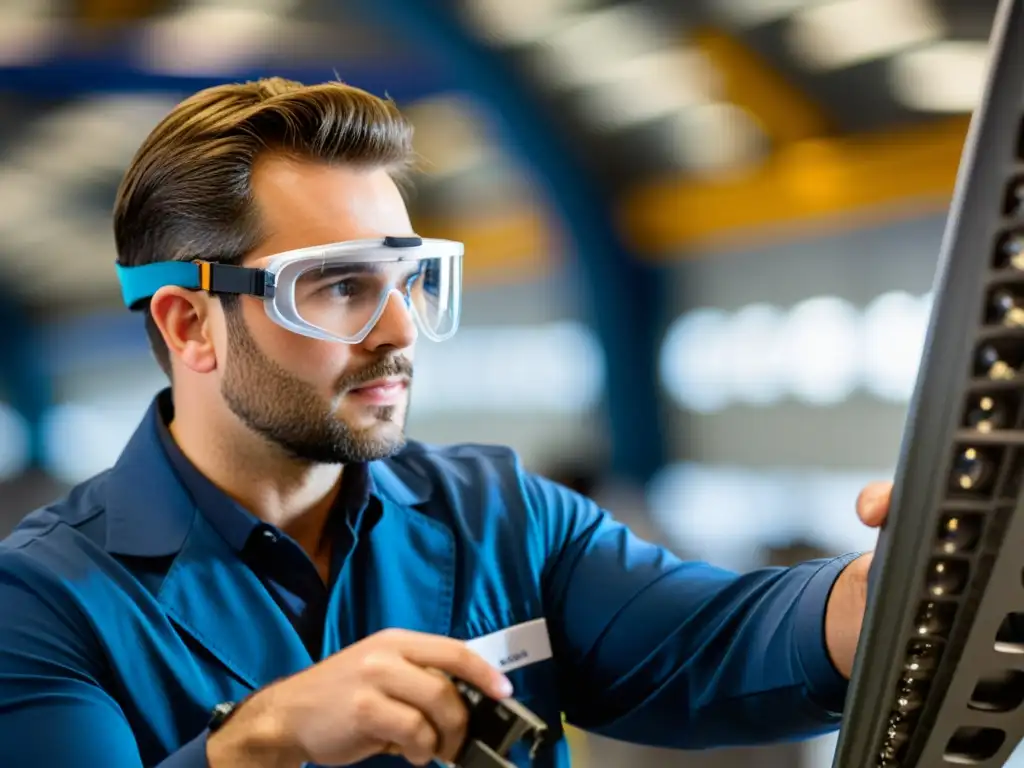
left=0, top=0, right=1010, bottom=766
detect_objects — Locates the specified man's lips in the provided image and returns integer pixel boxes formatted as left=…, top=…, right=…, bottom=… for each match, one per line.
left=347, top=377, right=408, bottom=405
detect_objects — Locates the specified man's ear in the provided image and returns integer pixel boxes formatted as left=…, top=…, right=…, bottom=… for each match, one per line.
left=148, top=286, right=218, bottom=374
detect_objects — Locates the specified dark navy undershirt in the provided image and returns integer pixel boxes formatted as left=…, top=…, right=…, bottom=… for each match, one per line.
left=154, top=392, right=371, bottom=660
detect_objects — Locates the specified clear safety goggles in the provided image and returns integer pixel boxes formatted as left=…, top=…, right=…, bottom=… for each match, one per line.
left=115, top=236, right=463, bottom=344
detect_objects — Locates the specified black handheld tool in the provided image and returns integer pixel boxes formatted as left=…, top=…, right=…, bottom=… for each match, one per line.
left=450, top=678, right=548, bottom=768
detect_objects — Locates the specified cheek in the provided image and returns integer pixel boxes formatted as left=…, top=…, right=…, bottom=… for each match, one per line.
left=240, top=301, right=353, bottom=380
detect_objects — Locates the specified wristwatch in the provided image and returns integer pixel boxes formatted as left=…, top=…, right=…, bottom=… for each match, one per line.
left=208, top=701, right=240, bottom=733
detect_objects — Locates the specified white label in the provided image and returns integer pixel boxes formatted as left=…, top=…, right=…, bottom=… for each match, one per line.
left=465, top=618, right=552, bottom=673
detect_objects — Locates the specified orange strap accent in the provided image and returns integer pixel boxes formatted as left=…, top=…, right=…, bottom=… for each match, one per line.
left=195, top=260, right=212, bottom=291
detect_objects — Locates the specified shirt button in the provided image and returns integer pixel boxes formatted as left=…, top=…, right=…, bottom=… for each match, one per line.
left=261, top=528, right=279, bottom=544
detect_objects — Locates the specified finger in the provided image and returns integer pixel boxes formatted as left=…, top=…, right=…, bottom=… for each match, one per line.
left=425, top=667, right=470, bottom=764
left=379, top=663, right=469, bottom=763
left=856, top=482, right=892, bottom=527
left=361, top=693, right=439, bottom=766
left=381, top=629, right=513, bottom=700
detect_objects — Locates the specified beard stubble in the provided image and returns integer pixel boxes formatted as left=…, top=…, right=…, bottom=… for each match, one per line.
left=219, top=309, right=413, bottom=465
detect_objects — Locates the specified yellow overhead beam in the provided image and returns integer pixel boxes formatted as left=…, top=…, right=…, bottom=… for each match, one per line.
left=622, top=115, right=971, bottom=255
left=419, top=116, right=970, bottom=281
left=691, top=28, right=832, bottom=145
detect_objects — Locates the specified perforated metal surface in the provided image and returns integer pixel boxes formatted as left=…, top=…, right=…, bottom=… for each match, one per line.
left=832, top=1, right=1024, bottom=765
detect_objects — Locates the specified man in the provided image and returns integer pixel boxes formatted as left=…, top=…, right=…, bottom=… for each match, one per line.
left=0, top=78, right=891, bottom=767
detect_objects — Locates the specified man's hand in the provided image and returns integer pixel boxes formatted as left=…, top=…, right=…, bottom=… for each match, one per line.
left=824, top=481, right=892, bottom=679
left=206, top=628, right=513, bottom=768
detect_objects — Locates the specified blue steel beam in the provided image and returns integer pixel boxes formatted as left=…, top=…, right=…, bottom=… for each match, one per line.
left=0, top=55, right=445, bottom=103
left=344, top=1, right=669, bottom=484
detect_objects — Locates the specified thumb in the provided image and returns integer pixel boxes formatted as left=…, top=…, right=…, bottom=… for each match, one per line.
left=856, top=482, right=892, bottom=527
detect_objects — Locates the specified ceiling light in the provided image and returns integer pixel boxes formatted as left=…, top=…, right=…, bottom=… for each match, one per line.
left=788, top=0, right=945, bottom=71
left=721, top=303, right=788, bottom=405
left=460, top=0, right=588, bottom=46
left=535, top=4, right=672, bottom=87
left=12, top=96, right=175, bottom=183
left=404, top=96, right=496, bottom=178
left=861, top=291, right=931, bottom=401
left=659, top=308, right=734, bottom=414
left=0, top=14, right=62, bottom=66
left=0, top=168, right=54, bottom=234
left=670, top=102, right=767, bottom=175
left=776, top=296, right=862, bottom=405
left=577, top=48, right=721, bottom=130
left=889, top=41, right=990, bottom=113
left=660, top=292, right=934, bottom=410
left=137, top=6, right=291, bottom=75
left=410, top=323, right=605, bottom=413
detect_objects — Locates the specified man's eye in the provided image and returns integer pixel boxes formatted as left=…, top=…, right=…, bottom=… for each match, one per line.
left=323, top=279, right=361, bottom=298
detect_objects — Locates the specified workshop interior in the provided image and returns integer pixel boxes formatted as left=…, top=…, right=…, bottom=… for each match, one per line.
left=0, top=1, right=1013, bottom=766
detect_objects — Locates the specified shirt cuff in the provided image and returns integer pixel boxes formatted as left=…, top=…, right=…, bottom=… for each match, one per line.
left=154, top=729, right=211, bottom=767
left=794, top=552, right=864, bottom=717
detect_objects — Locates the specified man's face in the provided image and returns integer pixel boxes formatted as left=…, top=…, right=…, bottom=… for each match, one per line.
left=218, top=157, right=418, bottom=465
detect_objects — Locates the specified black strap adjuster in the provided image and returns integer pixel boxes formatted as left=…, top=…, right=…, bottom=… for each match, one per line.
left=196, top=261, right=274, bottom=299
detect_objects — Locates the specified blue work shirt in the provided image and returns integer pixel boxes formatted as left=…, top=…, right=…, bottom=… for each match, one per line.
left=154, top=395, right=373, bottom=661
left=0, top=391, right=855, bottom=767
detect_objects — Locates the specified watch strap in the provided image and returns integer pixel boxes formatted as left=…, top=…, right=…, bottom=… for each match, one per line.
left=208, top=701, right=240, bottom=733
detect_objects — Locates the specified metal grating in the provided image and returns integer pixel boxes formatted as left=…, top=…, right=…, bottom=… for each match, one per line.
left=832, top=1, right=1024, bottom=765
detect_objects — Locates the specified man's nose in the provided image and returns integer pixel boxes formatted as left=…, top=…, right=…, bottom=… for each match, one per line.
left=362, top=289, right=418, bottom=351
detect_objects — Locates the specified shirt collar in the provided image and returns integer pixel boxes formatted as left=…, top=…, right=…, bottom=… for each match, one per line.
left=103, top=390, right=427, bottom=558
left=154, top=389, right=372, bottom=554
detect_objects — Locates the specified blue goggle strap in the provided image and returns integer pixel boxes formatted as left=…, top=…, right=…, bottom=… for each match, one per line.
left=114, top=261, right=272, bottom=311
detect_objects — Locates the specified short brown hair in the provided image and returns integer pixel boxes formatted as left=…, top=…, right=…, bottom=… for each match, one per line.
left=113, top=77, right=416, bottom=377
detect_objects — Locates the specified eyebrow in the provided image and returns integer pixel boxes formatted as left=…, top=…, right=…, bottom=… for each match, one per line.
left=309, top=263, right=377, bottom=278
left=305, top=262, right=422, bottom=281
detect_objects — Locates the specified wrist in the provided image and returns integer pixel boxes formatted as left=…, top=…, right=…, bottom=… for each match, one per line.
left=793, top=554, right=861, bottom=717
left=206, top=690, right=306, bottom=768
left=824, top=553, right=871, bottom=679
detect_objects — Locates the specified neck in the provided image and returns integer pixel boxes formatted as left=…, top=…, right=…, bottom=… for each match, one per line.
left=169, top=392, right=342, bottom=555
